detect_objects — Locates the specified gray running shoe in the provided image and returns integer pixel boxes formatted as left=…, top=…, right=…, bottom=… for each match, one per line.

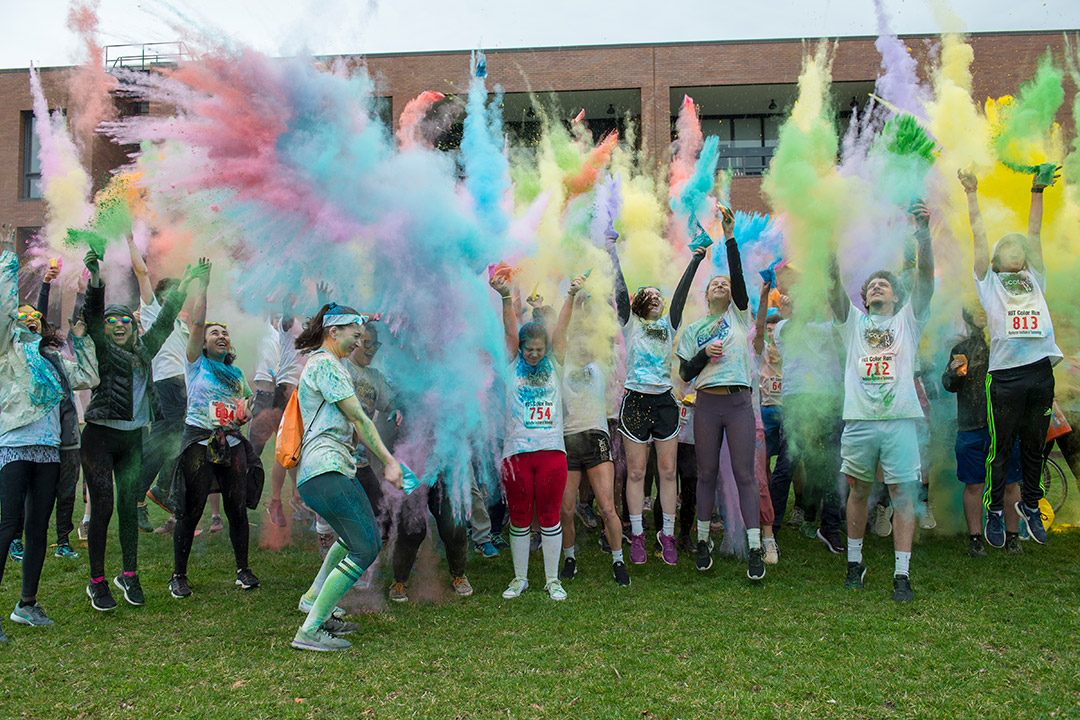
left=321, top=616, right=358, bottom=636
left=10, top=602, right=54, bottom=626
left=291, top=626, right=352, bottom=652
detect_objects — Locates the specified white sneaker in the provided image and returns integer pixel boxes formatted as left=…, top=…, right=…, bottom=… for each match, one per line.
left=502, top=576, right=529, bottom=599
left=919, top=503, right=937, bottom=530
left=763, top=537, right=779, bottom=565
left=297, top=595, right=345, bottom=619
left=871, top=505, right=893, bottom=537
left=544, top=579, right=567, bottom=601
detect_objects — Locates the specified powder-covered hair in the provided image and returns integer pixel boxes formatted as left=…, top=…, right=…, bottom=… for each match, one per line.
left=859, top=270, right=905, bottom=310
left=631, top=287, right=662, bottom=318
left=295, top=303, right=361, bottom=354
left=990, top=233, right=1028, bottom=274
left=517, top=321, right=550, bottom=354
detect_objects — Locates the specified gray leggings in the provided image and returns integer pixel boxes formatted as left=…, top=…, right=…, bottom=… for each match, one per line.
left=693, top=389, right=759, bottom=529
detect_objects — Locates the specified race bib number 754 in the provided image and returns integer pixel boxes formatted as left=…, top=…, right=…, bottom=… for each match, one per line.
left=859, top=354, right=895, bottom=384
left=524, top=400, right=555, bottom=429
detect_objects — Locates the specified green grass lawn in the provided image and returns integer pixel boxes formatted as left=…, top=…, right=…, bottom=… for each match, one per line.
left=2, top=498, right=1080, bottom=720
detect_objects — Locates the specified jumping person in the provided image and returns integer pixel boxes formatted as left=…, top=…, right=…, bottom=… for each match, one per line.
left=959, top=168, right=1062, bottom=547
left=81, top=247, right=206, bottom=611
left=290, top=304, right=403, bottom=652
left=490, top=271, right=583, bottom=600
left=676, top=208, right=764, bottom=580
left=829, top=201, right=934, bottom=603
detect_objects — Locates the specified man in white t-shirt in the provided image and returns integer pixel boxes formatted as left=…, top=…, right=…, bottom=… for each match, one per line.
left=828, top=201, right=934, bottom=603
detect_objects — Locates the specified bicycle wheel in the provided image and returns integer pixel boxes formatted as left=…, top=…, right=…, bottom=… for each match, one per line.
left=1041, top=458, right=1068, bottom=515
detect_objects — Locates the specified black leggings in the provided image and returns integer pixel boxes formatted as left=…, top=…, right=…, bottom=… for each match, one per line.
left=81, top=424, right=144, bottom=579
left=174, top=442, right=250, bottom=576
left=0, top=461, right=59, bottom=602
left=986, top=359, right=1055, bottom=512
left=139, top=378, right=186, bottom=496
left=392, top=479, right=467, bottom=583
left=14, top=447, right=80, bottom=545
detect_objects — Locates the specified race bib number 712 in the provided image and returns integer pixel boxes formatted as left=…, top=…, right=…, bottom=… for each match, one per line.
left=859, top=354, right=895, bottom=384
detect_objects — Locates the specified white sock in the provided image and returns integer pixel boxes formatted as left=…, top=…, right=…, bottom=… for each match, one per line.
left=662, top=513, right=675, bottom=536
left=894, top=550, right=911, bottom=577
left=563, top=545, right=575, bottom=560
left=82, top=513, right=90, bottom=523
left=540, top=524, right=562, bottom=581
left=697, top=519, right=710, bottom=543
left=612, top=549, right=624, bottom=564
left=629, top=514, right=643, bottom=536
left=747, top=528, right=761, bottom=550
left=509, top=526, right=530, bottom=580
left=848, top=537, right=864, bottom=564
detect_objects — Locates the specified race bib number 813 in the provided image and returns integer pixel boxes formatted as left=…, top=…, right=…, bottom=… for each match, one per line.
left=1005, top=309, right=1045, bottom=338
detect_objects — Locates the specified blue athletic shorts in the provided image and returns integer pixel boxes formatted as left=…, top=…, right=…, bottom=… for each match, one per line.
left=955, top=427, right=1021, bottom=485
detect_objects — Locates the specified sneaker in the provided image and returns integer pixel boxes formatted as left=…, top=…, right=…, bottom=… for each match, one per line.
left=629, top=533, right=647, bottom=565
left=491, top=535, right=510, bottom=551
left=747, top=547, right=765, bottom=581
left=502, top=576, right=528, bottom=599
left=560, top=556, right=577, bottom=580
left=612, top=561, right=631, bottom=586
left=54, top=542, right=80, bottom=559
left=298, top=595, right=345, bottom=619
left=77, top=519, right=89, bottom=541
left=544, top=578, right=567, bottom=601
left=154, top=517, right=176, bottom=535
left=599, top=533, right=612, bottom=553
left=169, top=574, right=193, bottom=599
left=695, top=539, right=714, bottom=571
left=919, top=503, right=937, bottom=530
left=642, top=496, right=654, bottom=512
left=872, top=505, right=894, bottom=537
left=9, top=539, right=23, bottom=562
left=10, top=602, right=54, bottom=626
left=816, top=528, right=845, bottom=554
left=473, top=541, right=499, bottom=558
left=844, top=561, right=866, bottom=590
left=451, top=575, right=473, bottom=597
left=290, top=496, right=314, bottom=523
left=529, top=531, right=541, bottom=553
left=787, top=504, right=805, bottom=527
left=86, top=580, right=117, bottom=611
left=388, top=581, right=408, bottom=603
left=575, top=502, right=599, bottom=529
left=146, top=486, right=173, bottom=513
left=677, top=533, right=693, bottom=553
left=236, top=568, right=260, bottom=590
left=1005, top=534, right=1024, bottom=556
left=709, top=512, right=725, bottom=532
left=321, top=616, right=359, bottom=636
left=317, top=532, right=338, bottom=559
left=799, top=521, right=817, bottom=540
left=1014, top=502, right=1047, bottom=545
left=621, top=524, right=633, bottom=544
left=291, top=626, right=352, bottom=652
left=968, top=535, right=987, bottom=558
left=0, top=624, right=7, bottom=643
left=137, top=504, right=153, bottom=534
left=656, top=531, right=678, bottom=565
left=113, top=574, right=146, bottom=606
left=266, top=499, right=287, bottom=528
left=892, top=574, right=914, bottom=602
left=1018, top=514, right=1032, bottom=541
left=763, top=537, right=779, bottom=565
left=209, top=515, right=224, bottom=534
left=984, top=511, right=1006, bottom=548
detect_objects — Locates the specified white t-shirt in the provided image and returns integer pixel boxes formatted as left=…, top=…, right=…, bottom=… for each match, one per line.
left=277, top=322, right=305, bottom=386
left=252, top=318, right=281, bottom=385
left=774, top=319, right=843, bottom=400
left=502, top=357, right=565, bottom=459
left=623, top=315, right=674, bottom=394
left=974, top=268, right=1063, bottom=372
left=140, top=298, right=188, bottom=382
left=563, top=361, right=608, bottom=436
left=838, top=301, right=926, bottom=421
left=296, top=351, right=359, bottom=486
left=675, top=307, right=753, bottom=391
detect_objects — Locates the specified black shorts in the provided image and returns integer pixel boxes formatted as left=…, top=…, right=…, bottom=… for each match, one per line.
left=618, top=389, right=679, bottom=444
left=564, top=430, right=613, bottom=472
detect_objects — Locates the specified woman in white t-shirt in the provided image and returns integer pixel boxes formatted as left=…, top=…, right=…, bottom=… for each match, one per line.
left=959, top=168, right=1062, bottom=547
left=490, top=271, right=583, bottom=601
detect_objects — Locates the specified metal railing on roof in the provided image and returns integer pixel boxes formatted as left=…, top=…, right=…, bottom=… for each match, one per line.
left=104, top=42, right=193, bottom=71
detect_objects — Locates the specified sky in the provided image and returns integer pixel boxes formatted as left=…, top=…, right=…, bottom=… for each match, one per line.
left=1, top=0, right=1078, bottom=70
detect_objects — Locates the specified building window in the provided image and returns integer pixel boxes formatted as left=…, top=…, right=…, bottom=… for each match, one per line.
left=699, top=115, right=781, bottom=177
left=22, top=112, right=42, bottom=199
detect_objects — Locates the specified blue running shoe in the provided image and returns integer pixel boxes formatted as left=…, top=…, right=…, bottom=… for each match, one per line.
left=9, top=539, right=23, bottom=563
left=984, top=511, right=1005, bottom=549
left=473, top=541, right=499, bottom=558
left=1014, top=502, right=1047, bottom=545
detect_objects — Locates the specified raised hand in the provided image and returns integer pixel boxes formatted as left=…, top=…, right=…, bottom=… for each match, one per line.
left=1033, top=164, right=1061, bottom=190
left=910, top=199, right=931, bottom=228
left=83, top=248, right=101, bottom=278
left=568, top=274, right=587, bottom=296
left=489, top=274, right=511, bottom=298
left=957, top=168, right=978, bottom=193
left=43, top=259, right=60, bottom=284
left=720, top=205, right=735, bottom=237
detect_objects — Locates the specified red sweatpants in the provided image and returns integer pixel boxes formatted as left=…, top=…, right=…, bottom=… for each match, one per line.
left=501, top=450, right=568, bottom=528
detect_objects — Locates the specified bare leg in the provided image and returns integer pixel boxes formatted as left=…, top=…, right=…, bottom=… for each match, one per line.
left=560, top=470, right=583, bottom=551
left=585, top=461, right=621, bottom=552
left=962, top=484, right=983, bottom=535
left=654, top=437, right=678, bottom=517
left=888, top=482, right=916, bottom=554
left=846, top=476, right=870, bottom=542
left=623, top=439, right=649, bottom=518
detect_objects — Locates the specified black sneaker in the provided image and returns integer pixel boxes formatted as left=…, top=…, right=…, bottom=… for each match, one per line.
left=559, top=557, right=577, bottom=580
left=844, top=561, right=866, bottom=590
left=86, top=580, right=117, bottom=611
left=598, top=533, right=612, bottom=553
left=747, top=547, right=765, bottom=581
left=136, top=504, right=153, bottom=534
left=1014, top=502, right=1047, bottom=545
left=169, top=574, right=193, bottom=599
left=677, top=533, right=693, bottom=553
left=816, top=528, right=845, bottom=554
left=968, top=535, right=987, bottom=558
left=491, top=535, right=510, bottom=551
left=695, top=539, right=713, bottom=571
left=113, top=574, right=146, bottom=606
left=984, top=511, right=1006, bottom=548
left=236, top=568, right=260, bottom=590
left=612, top=560, right=631, bottom=586
left=1004, top=534, right=1024, bottom=556
left=892, top=574, right=914, bottom=602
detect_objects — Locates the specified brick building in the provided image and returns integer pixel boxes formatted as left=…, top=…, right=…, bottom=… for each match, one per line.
left=2, top=30, right=1073, bottom=244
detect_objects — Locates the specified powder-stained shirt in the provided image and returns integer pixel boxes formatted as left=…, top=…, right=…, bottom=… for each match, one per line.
left=773, top=319, right=843, bottom=400
left=297, top=350, right=359, bottom=486
left=503, top=356, right=565, bottom=459
left=675, top=307, right=753, bottom=391
left=346, top=361, right=395, bottom=468
left=140, top=298, right=188, bottom=382
left=838, top=302, right=926, bottom=421
left=975, top=267, right=1063, bottom=372
left=563, top=361, right=608, bottom=436
left=184, top=355, right=252, bottom=432
left=623, top=315, right=674, bottom=394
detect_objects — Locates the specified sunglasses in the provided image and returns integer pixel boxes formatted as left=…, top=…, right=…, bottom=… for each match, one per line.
left=362, top=340, right=382, bottom=350
left=106, top=316, right=133, bottom=325
left=17, top=310, right=42, bottom=321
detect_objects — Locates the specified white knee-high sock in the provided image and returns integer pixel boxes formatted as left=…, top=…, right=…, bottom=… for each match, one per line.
left=540, top=524, right=562, bottom=581
left=509, top=525, right=530, bottom=579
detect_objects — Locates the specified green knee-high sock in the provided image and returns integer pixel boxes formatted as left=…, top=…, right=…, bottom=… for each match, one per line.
left=301, top=556, right=364, bottom=632
left=301, top=540, right=349, bottom=604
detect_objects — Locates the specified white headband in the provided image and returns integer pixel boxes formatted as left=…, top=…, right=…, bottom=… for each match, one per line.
left=323, top=313, right=367, bottom=327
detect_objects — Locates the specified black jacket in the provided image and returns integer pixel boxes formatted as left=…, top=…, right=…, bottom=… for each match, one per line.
left=83, top=282, right=186, bottom=423
left=942, top=333, right=990, bottom=433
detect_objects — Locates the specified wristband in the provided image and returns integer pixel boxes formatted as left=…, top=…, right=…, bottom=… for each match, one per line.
left=1031, top=187, right=1044, bottom=194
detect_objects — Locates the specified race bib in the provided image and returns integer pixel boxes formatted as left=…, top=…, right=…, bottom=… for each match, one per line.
left=679, top=404, right=692, bottom=426
left=761, top=377, right=782, bottom=398
left=859, top=354, right=895, bottom=384
left=209, top=401, right=236, bottom=426
left=1005, top=308, right=1046, bottom=338
left=523, top=399, right=555, bottom=429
